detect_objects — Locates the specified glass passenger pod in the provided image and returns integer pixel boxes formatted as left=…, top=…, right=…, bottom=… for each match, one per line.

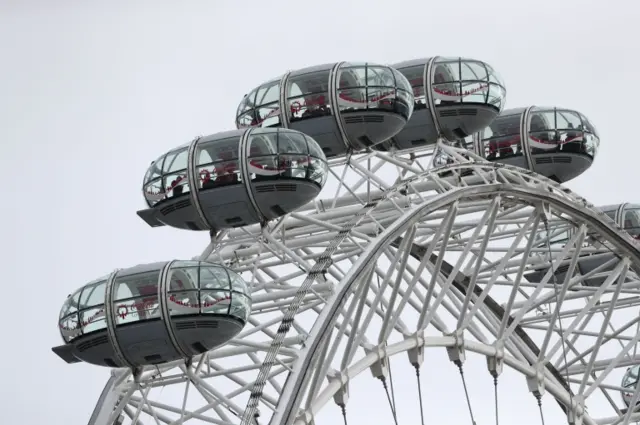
left=524, top=202, right=638, bottom=289
left=138, top=128, right=328, bottom=231
left=377, top=56, right=506, bottom=151
left=598, top=203, right=640, bottom=239
left=234, top=62, right=414, bottom=158
left=53, top=261, right=251, bottom=368
left=477, top=106, right=600, bottom=183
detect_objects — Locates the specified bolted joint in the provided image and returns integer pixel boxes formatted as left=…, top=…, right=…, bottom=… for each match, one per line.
left=486, top=357, right=503, bottom=379
left=526, top=363, right=546, bottom=398
left=405, top=331, right=425, bottom=368
left=364, top=344, right=389, bottom=380
left=487, top=343, right=504, bottom=378
left=445, top=331, right=466, bottom=366
left=567, top=394, right=584, bottom=425
left=328, top=369, right=349, bottom=407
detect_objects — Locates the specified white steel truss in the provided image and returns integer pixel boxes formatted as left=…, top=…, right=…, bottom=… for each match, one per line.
left=88, top=143, right=640, bottom=425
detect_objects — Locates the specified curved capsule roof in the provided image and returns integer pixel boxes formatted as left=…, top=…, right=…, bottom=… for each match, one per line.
left=138, top=127, right=328, bottom=231
left=474, top=106, right=600, bottom=183
left=375, top=56, right=506, bottom=151
left=53, top=260, right=250, bottom=368
left=235, top=61, right=415, bottom=157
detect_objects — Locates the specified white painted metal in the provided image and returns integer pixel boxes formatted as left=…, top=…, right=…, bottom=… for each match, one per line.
left=88, top=143, right=640, bottom=425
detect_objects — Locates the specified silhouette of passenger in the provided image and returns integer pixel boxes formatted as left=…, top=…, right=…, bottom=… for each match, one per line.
left=171, top=177, right=184, bottom=196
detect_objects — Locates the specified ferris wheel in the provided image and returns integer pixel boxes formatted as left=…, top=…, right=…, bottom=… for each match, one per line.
left=52, top=57, right=640, bottom=425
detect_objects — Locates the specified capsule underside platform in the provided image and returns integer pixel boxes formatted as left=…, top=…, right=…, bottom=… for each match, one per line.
left=290, top=109, right=409, bottom=157
left=54, top=314, right=244, bottom=367
left=385, top=103, right=501, bottom=151
left=494, top=154, right=592, bottom=184
left=139, top=178, right=323, bottom=231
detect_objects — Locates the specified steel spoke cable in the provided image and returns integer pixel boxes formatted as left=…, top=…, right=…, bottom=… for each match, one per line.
left=415, top=366, right=426, bottom=425
left=388, top=356, right=398, bottom=414
left=381, top=376, right=399, bottom=425
left=493, top=375, right=499, bottom=425
left=456, top=362, right=477, bottom=425
left=340, top=404, right=348, bottom=425
left=537, top=394, right=546, bottom=425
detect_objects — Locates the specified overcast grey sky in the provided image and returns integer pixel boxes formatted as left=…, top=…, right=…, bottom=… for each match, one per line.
left=1, top=1, right=639, bottom=424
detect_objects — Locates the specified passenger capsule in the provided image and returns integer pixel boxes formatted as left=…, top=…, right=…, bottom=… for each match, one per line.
left=472, top=106, right=600, bottom=183
left=137, top=127, right=328, bottom=231
left=525, top=203, right=639, bottom=287
left=52, top=261, right=251, bottom=368
left=374, top=56, right=506, bottom=151
left=622, top=365, right=639, bottom=406
left=235, top=62, right=415, bottom=157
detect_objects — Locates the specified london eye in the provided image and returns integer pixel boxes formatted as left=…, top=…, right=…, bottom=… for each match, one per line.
left=51, top=55, right=640, bottom=425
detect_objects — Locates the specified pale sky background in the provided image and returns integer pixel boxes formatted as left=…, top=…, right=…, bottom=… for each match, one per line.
left=1, top=1, right=639, bottom=424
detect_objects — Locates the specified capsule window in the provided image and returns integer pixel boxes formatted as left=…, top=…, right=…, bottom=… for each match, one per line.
left=229, top=292, right=251, bottom=321
left=487, top=84, right=505, bottom=110
left=237, top=88, right=258, bottom=118
left=228, top=270, right=249, bottom=293
left=200, top=266, right=230, bottom=290
left=287, top=70, right=331, bottom=122
left=59, top=288, right=83, bottom=342
left=164, top=264, right=200, bottom=316
left=144, top=155, right=165, bottom=184
left=623, top=208, right=640, bottom=236
left=79, top=280, right=107, bottom=309
left=253, top=80, right=281, bottom=128
left=278, top=131, right=308, bottom=155
left=112, top=270, right=161, bottom=325
left=622, top=365, right=640, bottom=395
left=200, top=290, right=231, bottom=314
left=60, top=288, right=82, bottom=319
left=306, top=134, right=324, bottom=159
left=194, top=137, right=241, bottom=190
left=482, top=113, right=522, bottom=160
left=460, top=60, right=488, bottom=81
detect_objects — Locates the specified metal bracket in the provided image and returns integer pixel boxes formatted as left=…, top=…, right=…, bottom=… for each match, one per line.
left=328, top=369, right=349, bottom=407
left=364, top=344, right=389, bottom=380
left=526, top=362, right=546, bottom=398
left=406, top=331, right=425, bottom=368
left=445, top=330, right=466, bottom=366
left=486, top=344, right=504, bottom=378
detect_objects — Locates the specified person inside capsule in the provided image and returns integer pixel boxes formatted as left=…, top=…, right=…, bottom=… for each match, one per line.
left=289, top=77, right=332, bottom=123
left=485, top=115, right=521, bottom=160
